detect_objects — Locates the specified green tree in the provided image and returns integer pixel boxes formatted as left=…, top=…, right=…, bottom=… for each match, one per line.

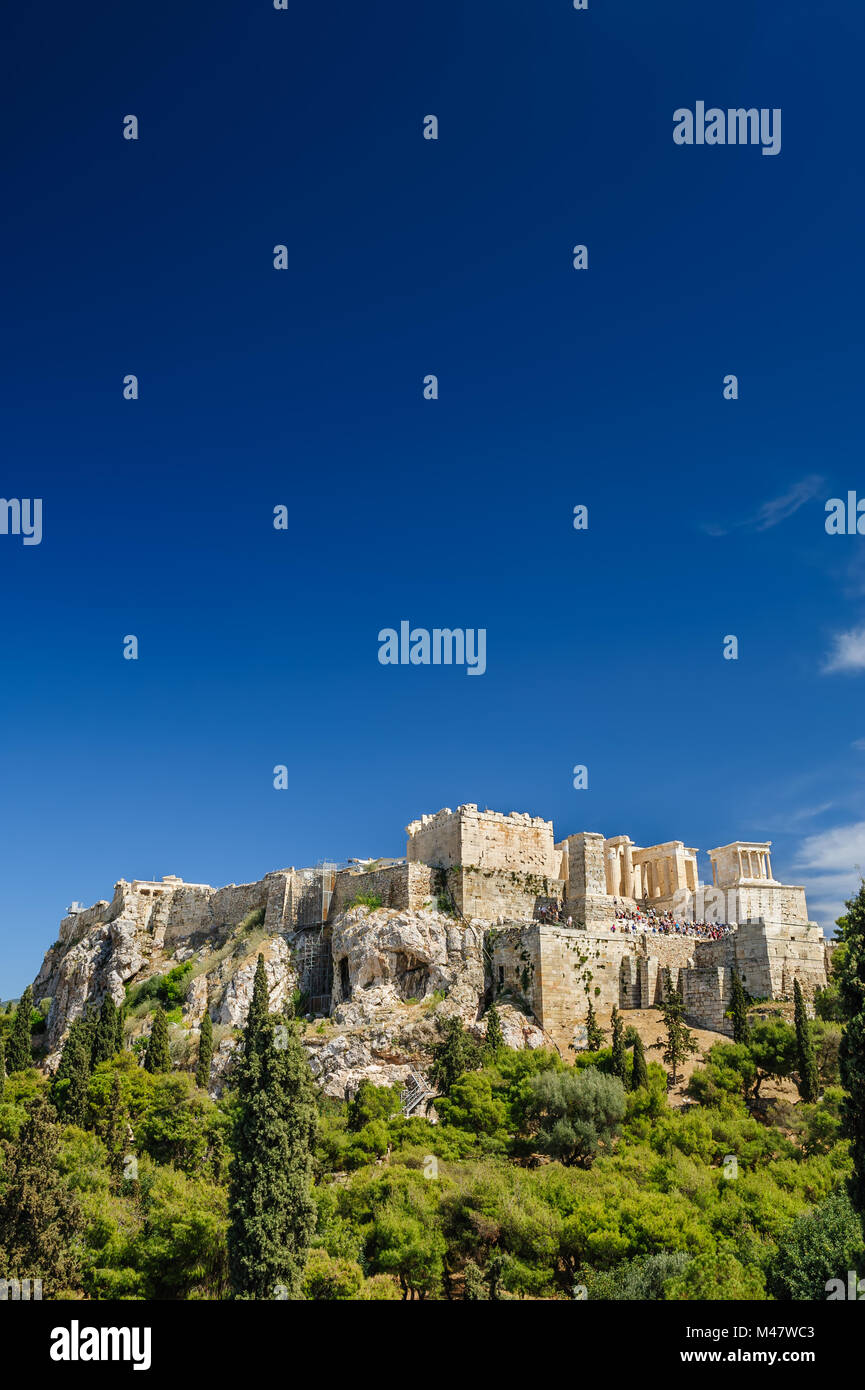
left=630, top=1033, right=649, bottom=1090
left=51, top=1017, right=94, bottom=1124
left=749, top=1016, right=797, bottom=1101
left=347, top=1079, right=401, bottom=1132
left=0, top=1096, right=84, bottom=1295
left=610, top=1006, right=627, bottom=1084
left=462, top=1259, right=489, bottom=1300
left=768, top=1188, right=865, bottom=1301
left=728, top=970, right=751, bottom=1044
left=242, top=955, right=271, bottom=1068
left=793, top=978, right=819, bottom=1103
left=484, top=1003, right=504, bottom=1055
left=522, top=1066, right=626, bottom=1167
left=228, top=974, right=318, bottom=1299
left=196, top=1011, right=214, bottom=1090
left=144, top=1005, right=171, bottom=1074
left=91, top=995, right=121, bottom=1068
left=6, top=985, right=34, bottom=1074
left=366, top=1172, right=446, bottom=1299
left=584, top=998, right=604, bottom=1052
left=0, top=1031, right=5, bottom=1100
left=652, top=973, right=698, bottom=1088
left=838, top=880, right=865, bottom=1217
left=429, top=1015, right=482, bottom=1097
left=100, top=1072, right=128, bottom=1187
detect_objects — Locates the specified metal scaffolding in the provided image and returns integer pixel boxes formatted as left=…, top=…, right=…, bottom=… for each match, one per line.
left=296, top=927, right=333, bottom=1016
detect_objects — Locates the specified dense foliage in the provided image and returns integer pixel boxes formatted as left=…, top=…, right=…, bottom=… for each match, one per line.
left=0, top=898, right=863, bottom=1300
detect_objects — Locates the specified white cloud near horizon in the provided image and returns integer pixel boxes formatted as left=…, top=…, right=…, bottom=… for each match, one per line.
left=794, top=820, right=865, bottom=872
left=790, top=820, right=865, bottom=930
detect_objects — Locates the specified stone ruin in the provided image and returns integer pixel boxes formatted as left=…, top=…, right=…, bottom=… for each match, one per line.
left=34, top=801, right=830, bottom=1059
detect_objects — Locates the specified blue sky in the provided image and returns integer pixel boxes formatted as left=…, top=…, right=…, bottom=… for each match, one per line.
left=2, top=0, right=864, bottom=995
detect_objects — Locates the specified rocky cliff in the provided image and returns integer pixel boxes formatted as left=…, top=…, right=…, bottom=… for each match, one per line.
left=30, top=880, right=545, bottom=1099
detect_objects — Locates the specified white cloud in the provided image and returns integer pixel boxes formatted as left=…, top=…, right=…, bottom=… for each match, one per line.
left=791, top=820, right=865, bottom=929
left=703, top=474, right=824, bottom=537
left=822, top=625, right=865, bottom=674
left=752, top=475, right=826, bottom=532
left=795, top=821, right=865, bottom=872
left=853, top=738, right=865, bottom=751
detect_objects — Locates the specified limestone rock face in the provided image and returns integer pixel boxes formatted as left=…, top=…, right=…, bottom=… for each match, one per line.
left=331, top=906, right=485, bottom=1007
left=37, top=925, right=113, bottom=1051
left=492, top=1004, right=546, bottom=1052
left=212, top=937, right=295, bottom=1027
left=31, top=894, right=545, bottom=1097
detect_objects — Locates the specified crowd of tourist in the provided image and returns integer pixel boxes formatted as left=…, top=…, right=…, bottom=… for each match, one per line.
left=534, top=900, right=734, bottom=939
left=610, top=904, right=734, bottom=940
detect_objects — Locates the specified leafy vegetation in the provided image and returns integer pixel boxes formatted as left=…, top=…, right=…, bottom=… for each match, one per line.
left=1, top=889, right=864, bottom=1299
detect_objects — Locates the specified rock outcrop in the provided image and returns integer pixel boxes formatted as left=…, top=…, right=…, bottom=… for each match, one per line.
left=30, top=895, right=545, bottom=1096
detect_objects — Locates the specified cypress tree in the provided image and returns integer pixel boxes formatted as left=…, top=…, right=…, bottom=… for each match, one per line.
left=484, top=1003, right=504, bottom=1055
left=52, top=1018, right=94, bottom=1125
left=611, top=1006, right=627, bottom=1083
left=652, top=971, right=699, bottom=1088
left=0, top=1032, right=5, bottom=1100
left=228, top=991, right=318, bottom=1298
left=631, top=1033, right=649, bottom=1090
left=6, top=985, right=34, bottom=1074
left=91, top=996, right=120, bottom=1068
left=144, top=1005, right=171, bottom=1074
left=793, top=978, right=819, bottom=1103
left=101, top=1072, right=127, bottom=1187
left=838, top=881, right=865, bottom=1217
left=585, top=998, right=604, bottom=1051
left=197, top=1011, right=214, bottom=1089
left=115, top=1003, right=126, bottom=1054
left=0, top=1096, right=84, bottom=1296
left=243, top=955, right=271, bottom=1069
left=729, top=970, right=751, bottom=1044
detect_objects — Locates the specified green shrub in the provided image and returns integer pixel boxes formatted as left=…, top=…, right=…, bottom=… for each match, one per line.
left=126, top=961, right=194, bottom=1012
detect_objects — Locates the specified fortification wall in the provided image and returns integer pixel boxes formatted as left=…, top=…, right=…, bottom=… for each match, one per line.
left=490, top=926, right=703, bottom=1049
left=682, top=968, right=732, bottom=1034
left=329, top=862, right=437, bottom=918
left=406, top=804, right=555, bottom=877
left=734, top=920, right=826, bottom=1000
left=456, top=867, right=564, bottom=921
left=734, top=885, right=809, bottom=926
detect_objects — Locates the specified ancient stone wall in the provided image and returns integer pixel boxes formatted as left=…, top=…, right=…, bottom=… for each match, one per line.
left=406, top=804, right=555, bottom=876
left=329, top=862, right=437, bottom=918
left=563, top=833, right=612, bottom=929
left=489, top=920, right=826, bottom=1048
left=734, top=920, right=826, bottom=1000
left=682, top=968, right=732, bottom=1033
left=455, top=867, right=564, bottom=921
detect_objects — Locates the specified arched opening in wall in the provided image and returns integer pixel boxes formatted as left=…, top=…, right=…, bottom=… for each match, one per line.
left=393, top=952, right=430, bottom=1001
left=339, top=957, right=351, bottom=1001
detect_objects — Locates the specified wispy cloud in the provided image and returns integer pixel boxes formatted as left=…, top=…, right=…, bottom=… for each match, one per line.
left=792, top=821, right=865, bottom=931
left=795, top=821, right=865, bottom=872
left=702, top=474, right=824, bottom=538
left=822, top=625, right=865, bottom=674
left=853, top=738, right=865, bottom=751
